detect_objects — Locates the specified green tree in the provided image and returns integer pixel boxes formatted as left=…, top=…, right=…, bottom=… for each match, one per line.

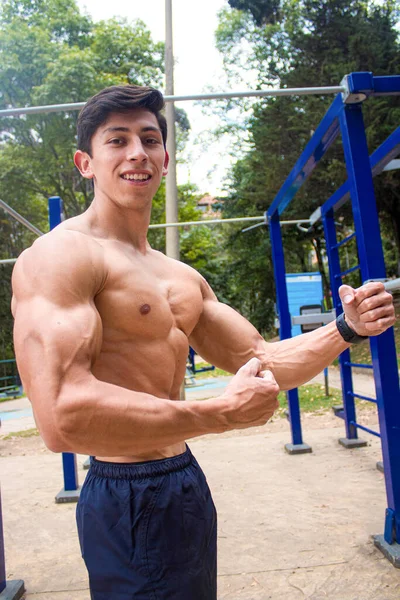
left=214, top=0, right=400, bottom=330
left=0, top=0, right=195, bottom=359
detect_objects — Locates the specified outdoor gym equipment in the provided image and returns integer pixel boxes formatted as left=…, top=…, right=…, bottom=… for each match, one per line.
left=268, top=71, right=400, bottom=566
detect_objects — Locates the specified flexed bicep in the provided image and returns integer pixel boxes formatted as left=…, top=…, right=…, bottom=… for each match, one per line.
left=12, top=231, right=105, bottom=448
left=189, top=278, right=268, bottom=375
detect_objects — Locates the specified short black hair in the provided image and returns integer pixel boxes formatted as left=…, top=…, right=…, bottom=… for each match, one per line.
left=77, top=84, right=167, bottom=156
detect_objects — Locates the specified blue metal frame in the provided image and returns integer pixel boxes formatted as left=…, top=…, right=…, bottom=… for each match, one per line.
left=322, top=125, right=400, bottom=216
left=267, top=72, right=400, bottom=552
left=323, top=209, right=359, bottom=441
left=48, top=196, right=79, bottom=495
left=340, top=104, right=400, bottom=542
left=269, top=215, right=305, bottom=448
left=268, top=95, right=343, bottom=217
left=0, top=490, right=5, bottom=593
left=188, top=347, right=215, bottom=375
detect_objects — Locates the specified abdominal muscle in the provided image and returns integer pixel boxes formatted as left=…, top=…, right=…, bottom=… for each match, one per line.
left=92, top=330, right=189, bottom=464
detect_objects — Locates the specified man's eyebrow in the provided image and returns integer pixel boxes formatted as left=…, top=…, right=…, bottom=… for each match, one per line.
left=102, top=126, right=162, bottom=135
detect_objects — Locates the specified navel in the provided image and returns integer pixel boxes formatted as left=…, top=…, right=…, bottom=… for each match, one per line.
left=139, top=303, right=151, bottom=315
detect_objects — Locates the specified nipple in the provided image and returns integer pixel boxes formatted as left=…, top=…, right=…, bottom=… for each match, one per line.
left=140, top=303, right=151, bottom=315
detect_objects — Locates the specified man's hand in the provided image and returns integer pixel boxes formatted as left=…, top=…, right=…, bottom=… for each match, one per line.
left=219, top=357, right=280, bottom=430
left=339, top=282, right=395, bottom=337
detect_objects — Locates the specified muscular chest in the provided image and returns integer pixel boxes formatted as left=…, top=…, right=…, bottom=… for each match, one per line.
left=95, top=250, right=203, bottom=341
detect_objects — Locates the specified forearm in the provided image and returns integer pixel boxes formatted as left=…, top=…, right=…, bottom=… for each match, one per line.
left=46, top=376, right=228, bottom=455
left=261, top=321, right=350, bottom=390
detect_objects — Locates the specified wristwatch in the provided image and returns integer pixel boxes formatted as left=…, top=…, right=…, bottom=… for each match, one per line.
left=336, top=312, right=368, bottom=344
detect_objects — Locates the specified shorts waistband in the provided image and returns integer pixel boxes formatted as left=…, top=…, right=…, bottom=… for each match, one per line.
left=89, top=446, right=193, bottom=480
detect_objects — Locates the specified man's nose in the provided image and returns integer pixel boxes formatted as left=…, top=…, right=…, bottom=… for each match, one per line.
left=126, top=139, right=148, bottom=162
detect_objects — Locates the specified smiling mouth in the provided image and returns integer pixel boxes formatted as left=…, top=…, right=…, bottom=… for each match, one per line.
left=121, top=173, right=151, bottom=181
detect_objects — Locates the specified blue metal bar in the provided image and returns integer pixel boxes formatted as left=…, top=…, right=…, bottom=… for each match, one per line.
left=348, top=392, right=377, bottom=404
left=269, top=214, right=304, bottom=446
left=344, top=362, right=373, bottom=369
left=62, top=454, right=79, bottom=491
left=48, top=196, right=79, bottom=495
left=372, top=75, right=400, bottom=96
left=268, top=94, right=343, bottom=217
left=334, top=265, right=360, bottom=279
left=323, top=210, right=358, bottom=440
left=350, top=421, right=381, bottom=438
left=331, top=232, right=356, bottom=250
left=343, top=73, right=400, bottom=100
left=340, top=102, right=400, bottom=544
left=322, top=125, right=400, bottom=217
left=0, top=490, right=5, bottom=593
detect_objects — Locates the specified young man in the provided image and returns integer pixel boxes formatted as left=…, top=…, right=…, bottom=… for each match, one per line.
left=12, top=84, right=395, bottom=599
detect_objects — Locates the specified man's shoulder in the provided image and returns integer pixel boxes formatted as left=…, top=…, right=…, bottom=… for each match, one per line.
left=13, top=225, right=106, bottom=299
left=22, top=220, right=104, bottom=264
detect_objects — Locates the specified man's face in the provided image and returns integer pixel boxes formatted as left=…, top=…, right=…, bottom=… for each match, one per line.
left=74, top=109, right=169, bottom=209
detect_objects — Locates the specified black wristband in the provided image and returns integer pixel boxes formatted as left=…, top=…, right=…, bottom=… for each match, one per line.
left=336, top=312, right=368, bottom=344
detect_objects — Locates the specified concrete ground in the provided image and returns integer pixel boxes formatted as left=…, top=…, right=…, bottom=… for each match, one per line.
left=1, top=368, right=400, bottom=599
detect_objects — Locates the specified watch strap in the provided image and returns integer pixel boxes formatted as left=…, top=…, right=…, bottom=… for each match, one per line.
left=336, top=312, right=368, bottom=344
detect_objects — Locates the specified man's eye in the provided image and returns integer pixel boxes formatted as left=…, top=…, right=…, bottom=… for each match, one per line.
left=145, top=138, right=160, bottom=145
left=109, top=138, right=123, bottom=145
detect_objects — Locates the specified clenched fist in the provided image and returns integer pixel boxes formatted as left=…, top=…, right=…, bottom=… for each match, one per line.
left=339, top=282, right=395, bottom=337
left=219, top=357, right=280, bottom=430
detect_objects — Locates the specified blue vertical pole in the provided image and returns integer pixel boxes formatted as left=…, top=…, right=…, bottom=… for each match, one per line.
left=340, top=104, right=400, bottom=549
left=269, top=213, right=311, bottom=453
left=323, top=210, right=359, bottom=442
left=48, top=197, right=79, bottom=498
left=0, top=489, right=5, bottom=593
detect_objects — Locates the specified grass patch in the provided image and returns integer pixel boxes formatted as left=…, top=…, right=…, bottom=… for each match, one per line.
left=275, top=383, right=344, bottom=416
left=0, top=393, right=25, bottom=403
left=192, top=366, right=348, bottom=417
left=2, top=428, right=39, bottom=440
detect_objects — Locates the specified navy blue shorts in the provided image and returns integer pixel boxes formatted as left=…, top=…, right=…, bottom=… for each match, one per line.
left=76, top=446, right=217, bottom=599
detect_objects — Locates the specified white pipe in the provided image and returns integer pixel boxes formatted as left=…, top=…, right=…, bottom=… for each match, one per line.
left=384, top=278, right=400, bottom=292
left=148, top=217, right=311, bottom=229
left=0, top=199, right=44, bottom=236
left=0, top=87, right=345, bottom=117
left=0, top=217, right=312, bottom=263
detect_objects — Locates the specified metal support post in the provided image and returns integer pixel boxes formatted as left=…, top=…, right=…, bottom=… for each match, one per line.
left=340, top=104, right=400, bottom=561
left=48, top=197, right=80, bottom=504
left=268, top=214, right=311, bottom=454
left=322, top=210, right=366, bottom=448
left=0, top=474, right=25, bottom=598
left=165, top=0, right=179, bottom=262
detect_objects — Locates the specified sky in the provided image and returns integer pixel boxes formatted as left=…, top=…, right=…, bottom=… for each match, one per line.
left=76, top=0, right=236, bottom=196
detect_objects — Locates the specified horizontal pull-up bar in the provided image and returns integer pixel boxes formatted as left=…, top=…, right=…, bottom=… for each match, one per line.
left=0, top=86, right=345, bottom=117
left=148, top=217, right=311, bottom=229
left=0, top=199, right=44, bottom=236
left=0, top=215, right=313, bottom=264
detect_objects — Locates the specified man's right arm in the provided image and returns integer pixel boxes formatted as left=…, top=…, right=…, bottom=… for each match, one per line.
left=12, top=232, right=279, bottom=456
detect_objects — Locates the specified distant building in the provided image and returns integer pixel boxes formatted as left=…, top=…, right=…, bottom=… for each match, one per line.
left=197, top=194, right=223, bottom=218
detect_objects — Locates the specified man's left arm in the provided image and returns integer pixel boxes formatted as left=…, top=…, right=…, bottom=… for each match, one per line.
left=189, top=281, right=395, bottom=391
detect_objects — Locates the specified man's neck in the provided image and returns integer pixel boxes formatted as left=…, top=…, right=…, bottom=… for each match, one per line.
left=86, top=194, right=152, bottom=252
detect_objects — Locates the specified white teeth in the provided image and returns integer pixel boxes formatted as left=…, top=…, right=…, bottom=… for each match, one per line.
left=122, top=173, right=150, bottom=181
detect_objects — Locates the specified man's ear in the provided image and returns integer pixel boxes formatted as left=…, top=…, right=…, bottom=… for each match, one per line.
left=74, top=150, right=94, bottom=179
left=162, top=151, right=169, bottom=177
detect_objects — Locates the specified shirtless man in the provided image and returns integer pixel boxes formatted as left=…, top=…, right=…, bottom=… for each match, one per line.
left=12, top=84, right=395, bottom=600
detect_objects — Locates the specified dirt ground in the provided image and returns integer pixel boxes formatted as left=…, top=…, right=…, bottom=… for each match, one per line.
left=1, top=374, right=400, bottom=599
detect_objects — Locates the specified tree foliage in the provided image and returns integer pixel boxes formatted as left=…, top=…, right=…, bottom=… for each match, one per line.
left=0, top=0, right=200, bottom=358
left=214, top=0, right=400, bottom=330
